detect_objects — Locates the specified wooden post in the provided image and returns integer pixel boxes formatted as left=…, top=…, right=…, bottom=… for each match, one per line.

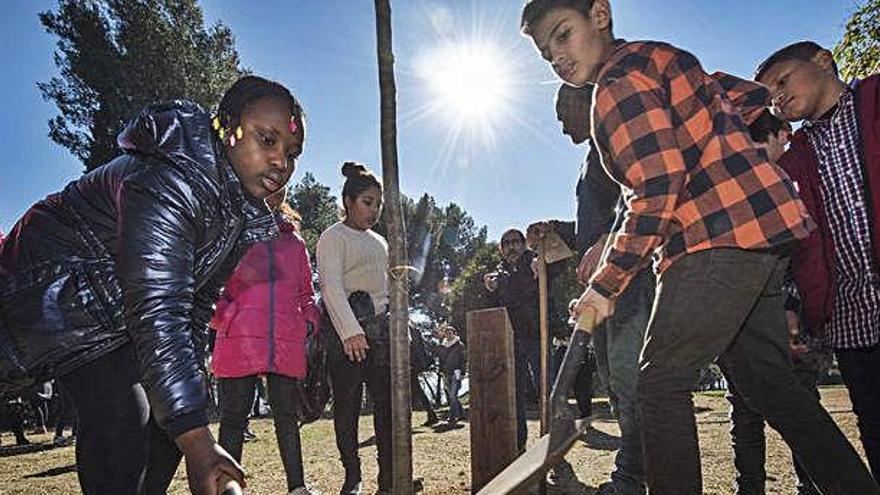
left=374, top=1, right=413, bottom=493
left=467, top=308, right=518, bottom=493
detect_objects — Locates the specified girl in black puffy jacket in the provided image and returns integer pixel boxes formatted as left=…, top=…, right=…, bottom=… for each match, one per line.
left=0, top=75, right=305, bottom=495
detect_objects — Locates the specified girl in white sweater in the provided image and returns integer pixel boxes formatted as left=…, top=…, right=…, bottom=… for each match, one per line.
left=316, top=162, right=391, bottom=495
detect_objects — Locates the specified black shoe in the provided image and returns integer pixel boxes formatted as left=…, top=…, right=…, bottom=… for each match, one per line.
left=422, top=415, right=440, bottom=427
left=15, top=436, right=30, bottom=446
left=340, top=466, right=362, bottom=495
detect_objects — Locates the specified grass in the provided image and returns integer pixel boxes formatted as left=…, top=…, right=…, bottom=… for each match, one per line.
left=0, top=386, right=866, bottom=494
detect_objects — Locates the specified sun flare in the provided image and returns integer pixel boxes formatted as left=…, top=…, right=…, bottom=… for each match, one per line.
left=417, top=41, right=513, bottom=130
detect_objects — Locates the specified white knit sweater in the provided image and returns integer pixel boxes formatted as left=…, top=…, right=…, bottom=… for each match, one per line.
left=316, top=222, right=389, bottom=341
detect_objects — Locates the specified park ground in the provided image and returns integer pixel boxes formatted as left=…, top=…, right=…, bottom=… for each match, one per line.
left=0, top=386, right=866, bottom=494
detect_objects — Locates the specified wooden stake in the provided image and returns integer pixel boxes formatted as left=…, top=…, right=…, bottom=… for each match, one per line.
left=374, top=1, right=413, bottom=493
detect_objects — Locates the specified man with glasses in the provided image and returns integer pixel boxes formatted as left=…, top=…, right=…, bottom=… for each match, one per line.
left=484, top=228, right=557, bottom=451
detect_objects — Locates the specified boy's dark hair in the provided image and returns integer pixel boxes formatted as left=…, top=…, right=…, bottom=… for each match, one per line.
left=754, top=41, right=839, bottom=81
left=215, top=75, right=303, bottom=133
left=341, top=161, right=382, bottom=207
left=521, top=0, right=611, bottom=36
left=748, top=109, right=787, bottom=144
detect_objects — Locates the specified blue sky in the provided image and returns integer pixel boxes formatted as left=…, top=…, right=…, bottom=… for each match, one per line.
left=0, top=0, right=858, bottom=238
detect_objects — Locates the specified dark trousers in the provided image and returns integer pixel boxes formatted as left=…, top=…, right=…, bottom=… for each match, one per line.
left=553, top=344, right=593, bottom=418
left=329, top=337, right=392, bottom=490
left=444, top=371, right=465, bottom=421
left=218, top=373, right=305, bottom=491
left=410, top=372, right=437, bottom=421
left=53, top=383, right=78, bottom=438
left=837, top=344, right=880, bottom=481
left=514, top=338, right=552, bottom=450
left=726, top=365, right=820, bottom=494
left=59, top=344, right=182, bottom=495
left=637, top=249, right=878, bottom=495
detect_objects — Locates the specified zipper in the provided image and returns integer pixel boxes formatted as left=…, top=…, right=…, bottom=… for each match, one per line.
left=267, top=240, right=276, bottom=372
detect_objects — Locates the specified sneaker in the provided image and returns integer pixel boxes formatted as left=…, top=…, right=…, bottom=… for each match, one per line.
left=548, top=459, right=576, bottom=485
left=339, top=469, right=362, bottom=495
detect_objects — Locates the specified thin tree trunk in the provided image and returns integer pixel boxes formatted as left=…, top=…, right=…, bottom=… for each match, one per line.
left=374, top=1, right=413, bottom=493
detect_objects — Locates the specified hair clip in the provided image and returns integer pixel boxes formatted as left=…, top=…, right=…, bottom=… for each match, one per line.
left=235, top=126, right=243, bottom=140
left=211, top=116, right=221, bottom=131
left=289, top=116, right=298, bottom=134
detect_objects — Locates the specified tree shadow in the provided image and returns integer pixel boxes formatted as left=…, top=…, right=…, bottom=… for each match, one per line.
left=578, top=426, right=619, bottom=451
left=0, top=442, right=54, bottom=458
left=431, top=422, right=465, bottom=433
left=25, top=464, right=77, bottom=478
left=358, top=435, right=376, bottom=448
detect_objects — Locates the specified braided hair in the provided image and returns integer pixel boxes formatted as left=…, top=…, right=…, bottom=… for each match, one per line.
left=212, top=75, right=304, bottom=141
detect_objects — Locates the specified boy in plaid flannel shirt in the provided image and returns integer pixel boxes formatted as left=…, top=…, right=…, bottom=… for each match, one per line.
left=521, top=1, right=878, bottom=493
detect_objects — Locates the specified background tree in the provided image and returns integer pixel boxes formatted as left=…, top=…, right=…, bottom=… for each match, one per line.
left=374, top=194, right=488, bottom=327
left=39, top=0, right=245, bottom=171
left=834, top=0, right=880, bottom=81
left=446, top=242, right=501, bottom=340
left=288, top=172, right=339, bottom=253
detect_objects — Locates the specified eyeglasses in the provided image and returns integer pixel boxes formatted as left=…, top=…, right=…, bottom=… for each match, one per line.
left=501, top=237, right=524, bottom=247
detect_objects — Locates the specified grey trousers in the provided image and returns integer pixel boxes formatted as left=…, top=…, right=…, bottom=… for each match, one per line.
left=636, top=248, right=877, bottom=495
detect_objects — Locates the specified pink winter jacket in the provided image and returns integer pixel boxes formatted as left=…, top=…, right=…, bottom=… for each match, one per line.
left=210, top=220, right=321, bottom=378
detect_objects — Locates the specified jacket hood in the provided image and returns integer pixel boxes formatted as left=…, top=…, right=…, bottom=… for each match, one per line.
left=117, top=100, right=218, bottom=176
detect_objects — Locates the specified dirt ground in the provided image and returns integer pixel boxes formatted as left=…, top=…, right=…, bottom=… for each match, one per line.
left=0, top=386, right=867, bottom=494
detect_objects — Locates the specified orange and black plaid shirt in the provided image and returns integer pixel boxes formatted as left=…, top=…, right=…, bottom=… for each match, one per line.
left=588, top=41, right=814, bottom=298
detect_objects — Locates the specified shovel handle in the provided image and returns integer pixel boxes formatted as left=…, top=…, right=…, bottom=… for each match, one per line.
left=549, top=309, right=596, bottom=415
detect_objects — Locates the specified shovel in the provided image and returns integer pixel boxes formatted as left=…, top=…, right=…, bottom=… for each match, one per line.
left=475, top=309, right=596, bottom=495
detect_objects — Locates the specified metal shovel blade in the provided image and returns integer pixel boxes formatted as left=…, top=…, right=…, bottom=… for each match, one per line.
left=476, top=312, right=595, bottom=495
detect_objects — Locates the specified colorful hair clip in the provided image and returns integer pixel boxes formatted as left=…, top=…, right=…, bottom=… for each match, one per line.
left=218, top=128, right=226, bottom=141
left=289, top=116, right=298, bottom=134
left=229, top=135, right=236, bottom=147
left=211, top=115, right=221, bottom=131
left=235, top=126, right=243, bottom=140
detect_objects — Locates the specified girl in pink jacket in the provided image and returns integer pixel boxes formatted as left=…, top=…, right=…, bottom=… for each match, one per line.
left=210, top=194, right=320, bottom=495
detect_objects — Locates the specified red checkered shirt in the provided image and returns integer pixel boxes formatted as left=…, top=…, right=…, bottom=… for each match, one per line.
left=588, top=41, right=815, bottom=298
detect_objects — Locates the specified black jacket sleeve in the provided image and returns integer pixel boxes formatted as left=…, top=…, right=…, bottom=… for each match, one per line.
left=116, top=164, right=209, bottom=437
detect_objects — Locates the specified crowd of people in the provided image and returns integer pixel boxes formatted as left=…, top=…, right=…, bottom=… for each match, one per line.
left=1, top=0, right=880, bottom=493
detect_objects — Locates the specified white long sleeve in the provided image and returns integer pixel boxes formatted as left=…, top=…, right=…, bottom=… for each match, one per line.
left=316, top=222, right=388, bottom=342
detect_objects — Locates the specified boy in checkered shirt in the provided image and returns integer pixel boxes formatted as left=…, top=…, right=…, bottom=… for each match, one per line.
left=758, top=41, right=880, bottom=484
left=521, top=1, right=878, bottom=493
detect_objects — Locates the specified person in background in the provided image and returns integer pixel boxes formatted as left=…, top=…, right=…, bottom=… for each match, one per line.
left=210, top=187, right=321, bottom=495
left=434, top=324, right=466, bottom=425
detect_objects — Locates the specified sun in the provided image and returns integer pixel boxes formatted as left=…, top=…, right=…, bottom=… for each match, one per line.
left=416, top=40, right=513, bottom=131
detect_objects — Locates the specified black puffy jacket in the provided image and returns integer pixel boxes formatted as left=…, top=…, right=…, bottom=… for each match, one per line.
left=0, top=101, right=278, bottom=436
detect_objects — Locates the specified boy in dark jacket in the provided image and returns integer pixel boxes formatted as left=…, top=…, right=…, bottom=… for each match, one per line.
left=757, top=41, right=880, bottom=482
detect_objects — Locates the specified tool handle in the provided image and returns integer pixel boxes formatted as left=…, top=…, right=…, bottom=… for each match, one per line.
left=549, top=310, right=595, bottom=415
